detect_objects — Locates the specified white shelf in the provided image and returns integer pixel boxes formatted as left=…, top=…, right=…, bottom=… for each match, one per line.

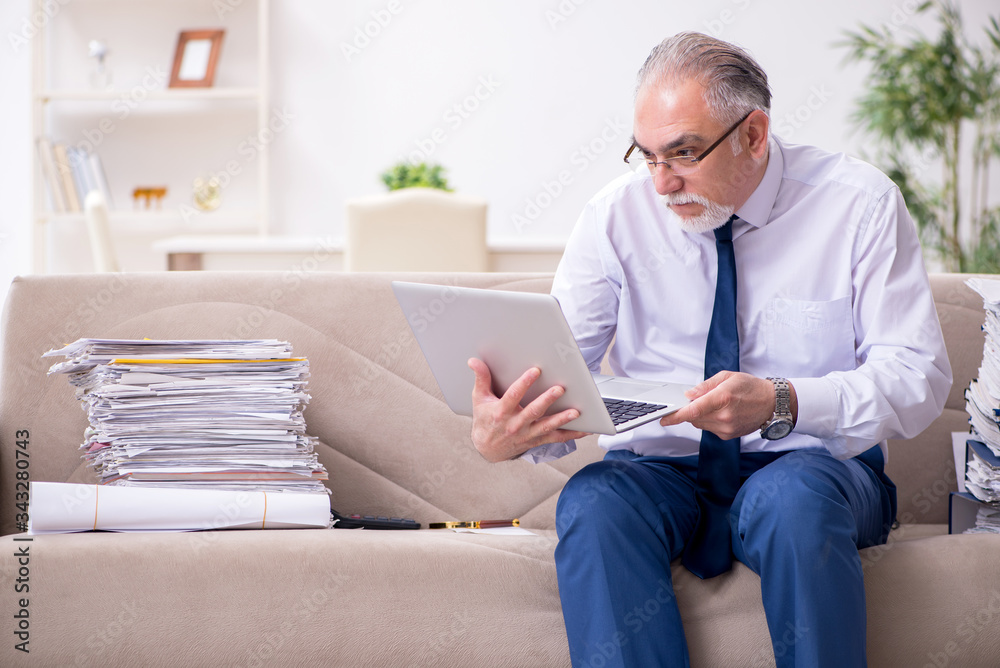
left=30, top=0, right=271, bottom=273
left=38, top=88, right=262, bottom=102
left=36, top=209, right=262, bottom=225
left=152, top=235, right=566, bottom=255
left=153, top=235, right=341, bottom=254
left=149, top=235, right=566, bottom=274
left=488, top=238, right=570, bottom=253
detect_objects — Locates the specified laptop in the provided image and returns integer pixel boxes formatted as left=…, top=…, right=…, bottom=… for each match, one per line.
left=391, top=281, right=690, bottom=435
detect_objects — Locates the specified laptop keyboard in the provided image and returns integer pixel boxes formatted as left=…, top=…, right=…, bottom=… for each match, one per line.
left=603, top=398, right=669, bottom=426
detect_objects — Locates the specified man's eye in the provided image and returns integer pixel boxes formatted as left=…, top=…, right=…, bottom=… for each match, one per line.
left=674, top=149, right=696, bottom=158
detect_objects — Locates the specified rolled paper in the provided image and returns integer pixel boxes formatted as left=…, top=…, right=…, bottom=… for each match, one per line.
left=27, top=482, right=331, bottom=534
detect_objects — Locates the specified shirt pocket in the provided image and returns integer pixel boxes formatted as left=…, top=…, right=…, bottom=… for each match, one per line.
left=765, top=296, right=856, bottom=374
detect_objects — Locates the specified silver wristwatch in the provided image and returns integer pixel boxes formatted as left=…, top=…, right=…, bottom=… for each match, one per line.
left=760, top=377, right=794, bottom=440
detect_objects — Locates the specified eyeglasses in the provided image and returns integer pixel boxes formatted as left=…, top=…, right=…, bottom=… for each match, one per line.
left=623, top=111, right=752, bottom=176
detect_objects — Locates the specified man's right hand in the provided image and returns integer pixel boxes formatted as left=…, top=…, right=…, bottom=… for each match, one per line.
left=468, top=358, right=592, bottom=463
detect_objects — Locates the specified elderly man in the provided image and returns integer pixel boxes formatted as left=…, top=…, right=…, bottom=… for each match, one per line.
left=469, top=32, right=951, bottom=667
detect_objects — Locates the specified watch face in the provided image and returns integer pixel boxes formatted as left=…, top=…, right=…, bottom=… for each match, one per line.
left=763, top=420, right=793, bottom=440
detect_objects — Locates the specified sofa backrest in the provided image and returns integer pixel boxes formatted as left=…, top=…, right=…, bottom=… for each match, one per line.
left=0, top=272, right=605, bottom=536
left=0, top=271, right=985, bottom=535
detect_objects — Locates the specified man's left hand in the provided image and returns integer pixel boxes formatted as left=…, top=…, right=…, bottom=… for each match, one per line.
left=659, top=371, right=793, bottom=439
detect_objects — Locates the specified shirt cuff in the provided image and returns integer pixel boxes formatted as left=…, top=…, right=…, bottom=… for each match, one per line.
left=519, top=439, right=578, bottom=464
left=788, top=376, right=839, bottom=440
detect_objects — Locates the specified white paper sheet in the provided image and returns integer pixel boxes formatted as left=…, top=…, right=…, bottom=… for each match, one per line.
left=451, top=526, right=537, bottom=536
left=966, top=277, right=1000, bottom=307
left=953, top=431, right=969, bottom=494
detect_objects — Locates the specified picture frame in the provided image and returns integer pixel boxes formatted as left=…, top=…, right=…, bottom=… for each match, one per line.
left=169, top=30, right=225, bottom=88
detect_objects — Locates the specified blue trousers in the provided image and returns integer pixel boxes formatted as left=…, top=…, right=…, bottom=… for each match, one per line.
left=554, top=447, right=895, bottom=668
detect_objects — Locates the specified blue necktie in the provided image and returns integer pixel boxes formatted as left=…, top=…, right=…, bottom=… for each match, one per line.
left=682, top=215, right=741, bottom=579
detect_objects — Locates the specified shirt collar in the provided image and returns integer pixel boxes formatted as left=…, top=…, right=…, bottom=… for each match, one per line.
left=734, top=135, right=783, bottom=230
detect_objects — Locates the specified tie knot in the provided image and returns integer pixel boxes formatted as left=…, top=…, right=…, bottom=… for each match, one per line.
left=714, top=215, right=737, bottom=242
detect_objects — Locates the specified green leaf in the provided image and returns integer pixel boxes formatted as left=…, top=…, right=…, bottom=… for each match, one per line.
left=379, top=162, right=453, bottom=192
left=836, top=0, right=1000, bottom=272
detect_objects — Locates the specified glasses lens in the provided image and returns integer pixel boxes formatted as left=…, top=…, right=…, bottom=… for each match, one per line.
left=625, top=155, right=700, bottom=176
left=624, top=150, right=646, bottom=173
left=670, top=157, right=699, bottom=175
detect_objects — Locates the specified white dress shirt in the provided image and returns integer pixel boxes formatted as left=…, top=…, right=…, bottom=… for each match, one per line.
left=523, top=135, right=952, bottom=464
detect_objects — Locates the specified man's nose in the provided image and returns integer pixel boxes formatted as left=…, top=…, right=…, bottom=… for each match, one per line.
left=652, top=164, right=684, bottom=196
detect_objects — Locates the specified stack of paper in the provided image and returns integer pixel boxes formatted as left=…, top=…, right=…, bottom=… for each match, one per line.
left=961, top=279, right=1000, bottom=533
left=965, top=279, right=1000, bottom=458
left=965, top=505, right=1000, bottom=534
left=965, top=440, right=1000, bottom=503
left=45, top=339, right=329, bottom=494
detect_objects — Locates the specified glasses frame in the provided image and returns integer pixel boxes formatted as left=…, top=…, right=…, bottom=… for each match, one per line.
left=623, top=110, right=754, bottom=174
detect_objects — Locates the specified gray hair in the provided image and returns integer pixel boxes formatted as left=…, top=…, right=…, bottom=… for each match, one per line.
left=636, top=32, right=771, bottom=150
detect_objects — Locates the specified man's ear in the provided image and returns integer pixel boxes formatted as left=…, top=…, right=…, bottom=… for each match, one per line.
left=745, top=110, right=769, bottom=159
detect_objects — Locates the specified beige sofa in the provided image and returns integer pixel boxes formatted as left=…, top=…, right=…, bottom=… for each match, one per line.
left=1, top=271, right=998, bottom=667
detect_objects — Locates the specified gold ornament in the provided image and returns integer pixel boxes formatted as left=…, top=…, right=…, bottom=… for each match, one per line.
left=192, top=176, right=221, bottom=212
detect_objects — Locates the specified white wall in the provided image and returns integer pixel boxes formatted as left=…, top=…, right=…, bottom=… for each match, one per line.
left=1, top=0, right=998, bottom=290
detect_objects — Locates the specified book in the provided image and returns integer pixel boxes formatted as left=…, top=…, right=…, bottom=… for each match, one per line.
left=88, top=151, right=114, bottom=209
left=950, top=439, right=1000, bottom=534
left=68, top=146, right=96, bottom=205
left=52, top=142, right=81, bottom=213
left=36, top=136, right=66, bottom=213
left=965, top=438, right=1000, bottom=503
left=950, top=491, right=1000, bottom=534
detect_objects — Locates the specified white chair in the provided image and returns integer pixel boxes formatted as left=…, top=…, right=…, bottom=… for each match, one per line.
left=344, top=188, right=488, bottom=272
left=84, top=190, right=119, bottom=272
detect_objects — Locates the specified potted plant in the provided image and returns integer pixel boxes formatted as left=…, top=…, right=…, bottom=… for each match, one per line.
left=839, top=0, right=1000, bottom=272
left=380, top=162, right=453, bottom=192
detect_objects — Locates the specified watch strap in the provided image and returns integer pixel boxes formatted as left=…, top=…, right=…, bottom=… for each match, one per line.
left=767, top=377, right=792, bottom=419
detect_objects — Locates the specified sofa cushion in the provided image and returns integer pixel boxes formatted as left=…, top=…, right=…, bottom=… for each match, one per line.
left=2, top=527, right=997, bottom=667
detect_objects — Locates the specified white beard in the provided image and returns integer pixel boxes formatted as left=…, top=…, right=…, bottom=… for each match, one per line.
left=661, top=192, right=734, bottom=234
